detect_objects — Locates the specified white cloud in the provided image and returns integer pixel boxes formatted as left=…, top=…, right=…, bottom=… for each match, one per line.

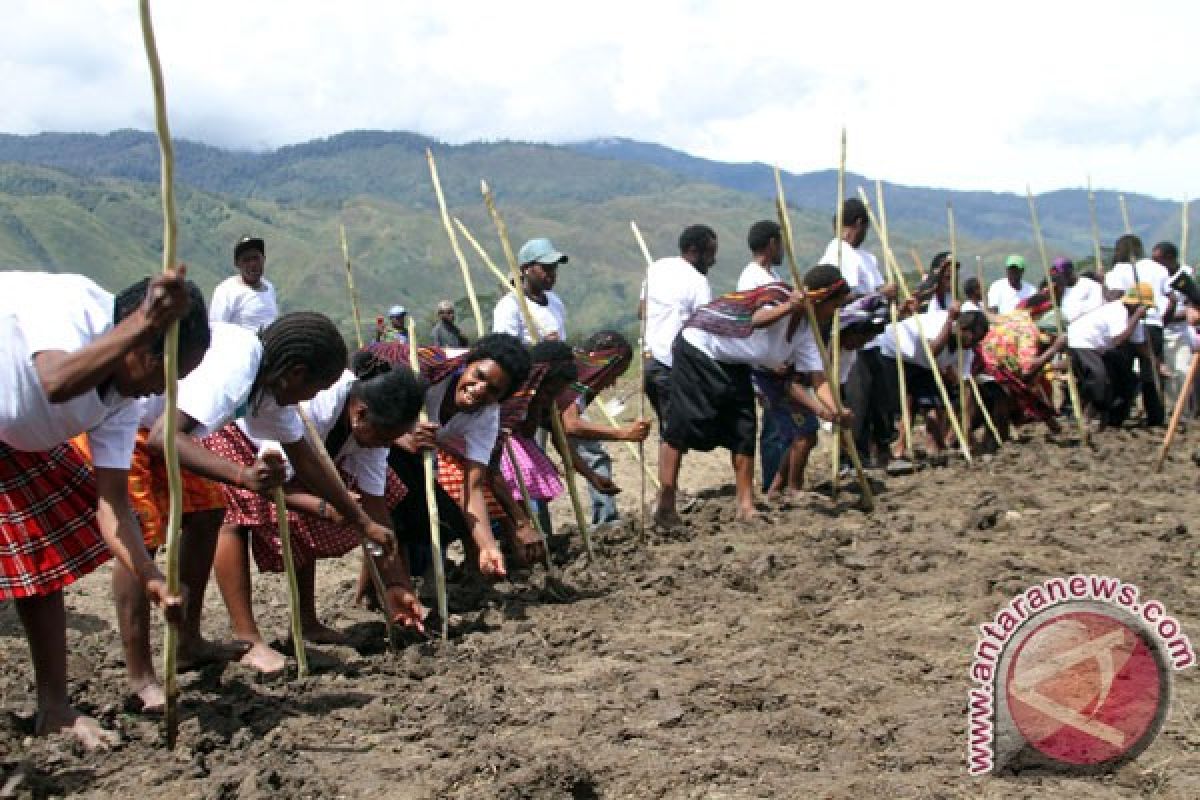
left=0, top=0, right=1196, bottom=198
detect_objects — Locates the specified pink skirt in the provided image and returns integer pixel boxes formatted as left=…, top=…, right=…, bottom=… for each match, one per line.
left=498, top=435, right=563, bottom=503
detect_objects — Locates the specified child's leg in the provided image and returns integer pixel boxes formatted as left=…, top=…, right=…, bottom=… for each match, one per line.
left=297, top=560, right=347, bottom=644
left=16, top=592, right=118, bottom=749
left=732, top=452, right=758, bottom=520
left=786, top=433, right=817, bottom=491
left=213, top=523, right=284, bottom=673
left=111, top=556, right=164, bottom=711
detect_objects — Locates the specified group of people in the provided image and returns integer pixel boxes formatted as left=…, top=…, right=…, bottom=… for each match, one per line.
left=3, top=208, right=1197, bottom=750
left=640, top=202, right=1200, bottom=526
left=374, top=300, right=470, bottom=349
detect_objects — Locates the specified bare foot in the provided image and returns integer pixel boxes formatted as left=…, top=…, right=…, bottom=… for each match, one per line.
left=299, top=622, right=350, bottom=646
left=126, top=682, right=165, bottom=715
left=735, top=507, right=765, bottom=523
left=177, top=636, right=250, bottom=671
left=652, top=508, right=685, bottom=530
left=36, top=706, right=119, bottom=750
left=237, top=641, right=287, bottom=674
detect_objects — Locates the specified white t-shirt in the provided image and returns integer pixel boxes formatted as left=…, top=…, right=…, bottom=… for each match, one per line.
left=0, top=272, right=140, bottom=468
left=986, top=279, right=1036, bottom=314
left=493, top=291, right=566, bottom=344
left=681, top=312, right=821, bottom=373
left=178, top=323, right=304, bottom=443
left=736, top=261, right=783, bottom=291
left=1105, top=260, right=1168, bottom=327
left=642, top=256, right=712, bottom=367
left=877, top=309, right=971, bottom=372
left=820, top=238, right=884, bottom=295
left=425, top=371, right=499, bottom=465
left=239, top=370, right=387, bottom=496
left=1060, top=277, right=1105, bottom=325
left=209, top=276, right=278, bottom=332
left=1164, top=264, right=1194, bottom=332
left=1067, top=301, right=1143, bottom=351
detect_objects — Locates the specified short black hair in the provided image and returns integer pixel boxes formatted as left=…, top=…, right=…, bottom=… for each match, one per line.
left=530, top=339, right=578, bottom=386
left=465, top=332, right=531, bottom=401
left=746, top=220, right=781, bottom=254
left=964, top=276, right=981, bottom=296
left=837, top=198, right=869, bottom=228
left=678, top=224, right=717, bottom=256
left=958, top=310, right=989, bottom=338
left=113, top=277, right=210, bottom=360
left=803, top=263, right=849, bottom=294
left=351, top=366, right=425, bottom=431
left=581, top=329, right=632, bottom=356
left=1154, top=241, right=1179, bottom=261
left=1114, top=234, right=1144, bottom=264
left=931, top=251, right=954, bottom=271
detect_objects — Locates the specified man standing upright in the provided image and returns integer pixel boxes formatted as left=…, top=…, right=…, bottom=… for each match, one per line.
left=1153, top=241, right=1195, bottom=411
left=986, top=255, right=1036, bottom=314
left=432, top=300, right=469, bottom=348
left=642, top=224, right=717, bottom=526
left=1105, top=235, right=1168, bottom=426
left=493, top=238, right=568, bottom=343
left=820, top=198, right=884, bottom=295
left=209, top=235, right=278, bottom=331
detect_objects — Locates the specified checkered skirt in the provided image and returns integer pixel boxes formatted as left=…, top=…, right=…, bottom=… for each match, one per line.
left=0, top=441, right=109, bottom=600
left=202, top=423, right=406, bottom=573
left=435, top=448, right=505, bottom=520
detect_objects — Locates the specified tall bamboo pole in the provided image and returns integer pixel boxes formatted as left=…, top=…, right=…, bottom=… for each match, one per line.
left=948, top=203, right=969, bottom=455
left=271, top=477, right=308, bottom=676
left=910, top=249, right=927, bottom=280
left=426, top=148, right=485, bottom=338
left=1119, top=194, right=1133, bottom=235
left=339, top=224, right=364, bottom=348
left=297, top=408, right=397, bottom=647
left=138, top=0, right=186, bottom=749
left=861, top=184, right=972, bottom=464
left=774, top=169, right=874, bottom=510
left=831, top=128, right=846, bottom=498
left=1087, top=177, right=1107, bottom=280
left=876, top=200, right=915, bottom=461
left=1154, top=351, right=1200, bottom=472
left=481, top=181, right=596, bottom=560
left=1182, top=197, right=1190, bottom=268
left=405, top=319, right=449, bottom=640
left=1027, top=187, right=1089, bottom=445
left=454, top=216, right=659, bottom=489
left=630, top=221, right=653, bottom=536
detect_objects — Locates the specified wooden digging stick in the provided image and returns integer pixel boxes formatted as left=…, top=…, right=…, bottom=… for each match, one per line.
left=1182, top=196, right=1190, bottom=269
left=948, top=203, right=969, bottom=456
left=1028, top=187, right=1089, bottom=445
left=454, top=216, right=660, bottom=490
left=405, top=319, right=449, bottom=640
left=297, top=408, right=397, bottom=649
left=1154, top=350, right=1200, bottom=472
left=1087, top=177, right=1107, bottom=281
left=969, top=376, right=1004, bottom=449
left=427, top=148, right=486, bottom=338
left=630, top=221, right=654, bottom=537
left=831, top=127, right=846, bottom=498
left=339, top=224, right=364, bottom=348
left=910, top=249, right=927, bottom=280
left=1119, top=194, right=1133, bottom=235
left=481, top=181, right=596, bottom=561
left=271, top=476, right=308, bottom=677
left=862, top=183, right=972, bottom=464
left=138, top=0, right=185, bottom=749
left=775, top=169, right=874, bottom=510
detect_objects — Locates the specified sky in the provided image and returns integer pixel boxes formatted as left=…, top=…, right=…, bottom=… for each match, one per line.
left=2, top=0, right=1198, bottom=200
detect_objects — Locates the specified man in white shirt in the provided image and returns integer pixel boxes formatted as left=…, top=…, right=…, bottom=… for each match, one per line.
left=1104, top=235, right=1167, bottom=425
left=1066, top=285, right=1150, bottom=429
left=820, top=198, right=884, bottom=295
left=1153, top=241, right=1196, bottom=412
left=986, top=255, right=1036, bottom=315
left=1051, top=257, right=1105, bottom=325
left=493, top=238, right=568, bottom=343
left=209, top=236, right=279, bottom=332
left=641, top=224, right=717, bottom=525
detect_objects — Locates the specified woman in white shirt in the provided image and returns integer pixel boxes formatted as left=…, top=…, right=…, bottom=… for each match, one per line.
left=0, top=270, right=201, bottom=748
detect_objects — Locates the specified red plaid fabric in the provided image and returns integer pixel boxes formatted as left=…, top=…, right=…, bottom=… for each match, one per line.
left=0, top=442, right=110, bottom=600
left=203, top=423, right=407, bottom=573
left=436, top=448, right=505, bottom=519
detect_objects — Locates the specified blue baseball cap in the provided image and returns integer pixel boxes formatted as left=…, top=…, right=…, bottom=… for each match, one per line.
left=518, top=238, right=568, bottom=267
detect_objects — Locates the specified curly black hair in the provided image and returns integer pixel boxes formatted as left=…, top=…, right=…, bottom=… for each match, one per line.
left=350, top=365, right=426, bottom=431
left=530, top=339, right=578, bottom=386
left=464, top=332, right=531, bottom=401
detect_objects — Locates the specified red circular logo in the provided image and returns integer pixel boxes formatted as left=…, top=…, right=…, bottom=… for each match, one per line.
left=1003, top=610, right=1166, bottom=767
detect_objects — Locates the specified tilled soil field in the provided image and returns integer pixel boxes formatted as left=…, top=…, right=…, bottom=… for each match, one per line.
left=1, top=425, right=1197, bottom=798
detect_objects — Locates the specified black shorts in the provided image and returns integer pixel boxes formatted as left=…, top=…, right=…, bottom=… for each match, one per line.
left=663, top=337, right=756, bottom=456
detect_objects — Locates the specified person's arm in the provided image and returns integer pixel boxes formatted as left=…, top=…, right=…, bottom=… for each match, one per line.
left=147, top=410, right=285, bottom=492
left=462, top=460, right=506, bottom=578
left=283, top=437, right=397, bottom=557
left=94, top=467, right=181, bottom=620
left=1111, top=306, right=1147, bottom=349
left=359, top=492, right=425, bottom=631
left=927, top=310, right=958, bottom=357
left=1022, top=336, right=1067, bottom=382
left=560, top=402, right=650, bottom=442
left=33, top=269, right=191, bottom=403
left=749, top=291, right=808, bottom=329
left=789, top=373, right=852, bottom=425
left=546, top=428, right=618, bottom=494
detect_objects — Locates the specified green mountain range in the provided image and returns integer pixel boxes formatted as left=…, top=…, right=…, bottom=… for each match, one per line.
left=0, top=130, right=1190, bottom=342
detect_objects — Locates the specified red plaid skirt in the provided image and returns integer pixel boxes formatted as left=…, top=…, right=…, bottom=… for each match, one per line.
left=436, top=449, right=505, bottom=520
left=0, top=442, right=109, bottom=600
left=202, top=423, right=407, bottom=572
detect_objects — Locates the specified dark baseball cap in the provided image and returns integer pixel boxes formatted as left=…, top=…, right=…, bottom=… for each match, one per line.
left=234, top=235, right=265, bottom=260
